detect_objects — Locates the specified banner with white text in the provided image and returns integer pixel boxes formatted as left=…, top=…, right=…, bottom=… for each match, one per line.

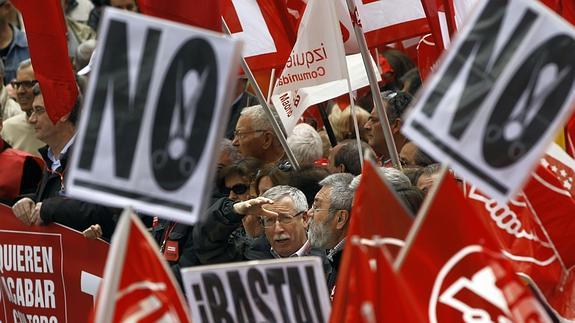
left=0, top=204, right=109, bottom=323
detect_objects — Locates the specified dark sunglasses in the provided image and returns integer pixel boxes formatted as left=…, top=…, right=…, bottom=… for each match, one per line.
left=224, top=183, right=249, bottom=195
left=11, top=80, right=38, bottom=89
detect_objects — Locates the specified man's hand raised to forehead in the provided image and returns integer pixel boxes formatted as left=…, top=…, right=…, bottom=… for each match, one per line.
left=233, top=196, right=277, bottom=218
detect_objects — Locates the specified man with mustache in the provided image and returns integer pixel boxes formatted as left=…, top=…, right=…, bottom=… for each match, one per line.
left=193, top=185, right=325, bottom=263
left=307, top=173, right=355, bottom=296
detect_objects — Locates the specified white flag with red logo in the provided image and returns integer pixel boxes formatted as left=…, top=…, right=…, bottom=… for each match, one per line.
left=271, top=0, right=349, bottom=134
left=221, top=0, right=295, bottom=71
left=286, top=0, right=429, bottom=52
left=400, top=173, right=551, bottom=322
left=91, top=208, right=190, bottom=323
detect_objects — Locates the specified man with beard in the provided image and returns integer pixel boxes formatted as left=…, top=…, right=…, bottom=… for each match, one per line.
left=308, top=173, right=355, bottom=297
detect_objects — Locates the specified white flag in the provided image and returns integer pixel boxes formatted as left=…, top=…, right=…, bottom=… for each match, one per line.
left=271, top=0, right=348, bottom=134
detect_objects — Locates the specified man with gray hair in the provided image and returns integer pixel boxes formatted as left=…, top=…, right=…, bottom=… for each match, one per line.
left=308, top=173, right=355, bottom=295
left=287, top=123, right=323, bottom=166
left=194, top=185, right=326, bottom=264
left=232, top=104, right=284, bottom=163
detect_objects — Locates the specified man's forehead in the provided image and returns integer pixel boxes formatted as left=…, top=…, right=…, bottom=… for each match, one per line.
left=17, top=67, right=34, bottom=80
left=235, top=115, right=253, bottom=129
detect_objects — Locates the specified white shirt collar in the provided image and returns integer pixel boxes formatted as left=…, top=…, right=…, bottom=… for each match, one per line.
left=271, top=240, right=311, bottom=259
left=47, top=135, right=75, bottom=172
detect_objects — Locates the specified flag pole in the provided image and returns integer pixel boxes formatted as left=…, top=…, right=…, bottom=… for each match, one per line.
left=328, top=0, right=363, bottom=169
left=393, top=164, right=449, bottom=271
left=222, top=19, right=300, bottom=170
left=343, top=0, right=402, bottom=170
left=317, top=101, right=338, bottom=147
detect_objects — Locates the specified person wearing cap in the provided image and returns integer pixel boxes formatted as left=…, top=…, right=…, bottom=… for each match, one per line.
left=0, top=0, right=30, bottom=84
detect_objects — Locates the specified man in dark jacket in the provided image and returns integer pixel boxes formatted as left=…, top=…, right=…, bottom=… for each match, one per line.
left=307, top=173, right=355, bottom=297
left=193, top=185, right=327, bottom=264
left=11, top=83, right=118, bottom=239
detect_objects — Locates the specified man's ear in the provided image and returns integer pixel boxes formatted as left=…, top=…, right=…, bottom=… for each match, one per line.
left=335, top=210, right=349, bottom=230
left=262, top=131, right=273, bottom=150
left=302, top=211, right=311, bottom=229
left=391, top=118, right=403, bottom=133
left=59, top=112, right=71, bottom=123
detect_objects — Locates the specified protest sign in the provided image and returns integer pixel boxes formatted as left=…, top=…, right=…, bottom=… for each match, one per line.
left=66, top=8, right=242, bottom=224
left=182, top=257, right=330, bottom=323
left=403, top=0, right=575, bottom=202
left=0, top=204, right=108, bottom=323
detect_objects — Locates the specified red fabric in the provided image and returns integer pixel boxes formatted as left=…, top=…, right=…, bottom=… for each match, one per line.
left=137, top=0, right=220, bottom=31
left=330, top=161, right=421, bottom=322
left=419, top=0, right=447, bottom=51
left=364, top=19, right=429, bottom=49
left=92, top=216, right=190, bottom=322
left=11, top=0, right=78, bottom=124
left=400, top=173, right=551, bottom=322
left=465, top=183, right=575, bottom=320
left=561, top=0, right=575, bottom=25
left=565, top=109, right=575, bottom=157
left=524, top=160, right=575, bottom=269
left=0, top=148, right=43, bottom=200
left=417, top=33, right=442, bottom=81
left=221, top=0, right=295, bottom=71
left=0, top=205, right=109, bottom=322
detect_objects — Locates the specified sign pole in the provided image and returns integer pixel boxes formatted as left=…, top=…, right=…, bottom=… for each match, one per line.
left=343, top=0, right=402, bottom=170
left=222, top=19, right=300, bottom=170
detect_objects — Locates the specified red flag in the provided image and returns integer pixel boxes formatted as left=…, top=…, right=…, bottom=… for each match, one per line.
left=330, top=161, right=420, bottom=322
left=11, top=0, right=78, bottom=124
left=137, top=0, right=220, bottom=31
left=91, top=209, right=190, bottom=322
left=221, top=0, right=294, bottom=71
left=465, top=183, right=575, bottom=320
left=400, top=173, right=551, bottom=322
left=420, top=0, right=448, bottom=51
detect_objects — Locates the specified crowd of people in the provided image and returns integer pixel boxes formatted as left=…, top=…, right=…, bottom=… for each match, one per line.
left=0, top=0, right=446, bottom=302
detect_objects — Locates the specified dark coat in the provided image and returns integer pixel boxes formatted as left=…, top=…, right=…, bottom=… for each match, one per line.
left=192, top=197, right=331, bottom=276
left=35, top=145, right=119, bottom=240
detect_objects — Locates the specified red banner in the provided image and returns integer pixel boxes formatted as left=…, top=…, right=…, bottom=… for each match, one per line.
left=0, top=204, right=109, bottom=323
left=11, top=0, right=79, bottom=124
left=400, top=174, right=551, bottom=322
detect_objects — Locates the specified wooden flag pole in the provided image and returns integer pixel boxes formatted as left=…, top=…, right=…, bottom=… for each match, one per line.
left=222, top=19, right=300, bottom=170
left=343, top=0, right=402, bottom=170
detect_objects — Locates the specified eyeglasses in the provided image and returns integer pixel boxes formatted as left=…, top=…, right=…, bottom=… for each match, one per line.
left=233, top=129, right=265, bottom=140
left=223, top=183, right=249, bottom=195
left=262, top=211, right=304, bottom=228
left=11, top=80, right=38, bottom=89
left=29, top=106, right=46, bottom=116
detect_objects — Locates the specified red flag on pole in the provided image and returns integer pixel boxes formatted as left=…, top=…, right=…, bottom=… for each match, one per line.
left=11, top=0, right=78, bottom=124
left=137, top=0, right=220, bottom=31
left=399, top=173, right=551, bottom=322
left=330, top=161, right=421, bottom=322
left=91, top=209, right=190, bottom=323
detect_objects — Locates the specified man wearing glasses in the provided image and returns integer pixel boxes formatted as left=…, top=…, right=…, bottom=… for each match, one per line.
left=232, top=105, right=285, bottom=164
left=194, top=185, right=325, bottom=263
left=0, top=59, right=43, bottom=155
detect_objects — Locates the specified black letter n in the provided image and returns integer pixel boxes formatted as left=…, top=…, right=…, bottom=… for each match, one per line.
left=78, top=20, right=160, bottom=179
